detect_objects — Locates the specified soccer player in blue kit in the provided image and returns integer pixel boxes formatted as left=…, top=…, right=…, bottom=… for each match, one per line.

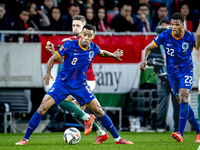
left=140, top=13, right=200, bottom=142
left=15, top=24, right=133, bottom=145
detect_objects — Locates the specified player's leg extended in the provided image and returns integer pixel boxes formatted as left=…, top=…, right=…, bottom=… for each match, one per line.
left=178, top=88, right=190, bottom=136
left=59, top=97, right=106, bottom=137
left=15, top=95, right=56, bottom=145
left=86, top=99, right=133, bottom=144
left=59, top=80, right=104, bottom=134
left=71, top=100, right=102, bottom=132
left=171, top=88, right=190, bottom=142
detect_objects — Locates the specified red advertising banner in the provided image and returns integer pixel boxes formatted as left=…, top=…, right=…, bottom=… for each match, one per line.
left=39, top=35, right=156, bottom=64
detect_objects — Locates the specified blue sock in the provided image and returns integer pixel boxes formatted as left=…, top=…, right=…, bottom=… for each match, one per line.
left=24, top=111, right=43, bottom=140
left=98, top=114, right=119, bottom=138
left=178, top=102, right=189, bottom=136
left=188, top=105, right=200, bottom=134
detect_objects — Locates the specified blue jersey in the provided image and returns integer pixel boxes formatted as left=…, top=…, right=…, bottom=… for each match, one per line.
left=55, top=39, right=100, bottom=88
left=152, top=29, right=195, bottom=76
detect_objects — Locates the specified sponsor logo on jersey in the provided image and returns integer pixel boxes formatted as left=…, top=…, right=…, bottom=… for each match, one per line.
left=186, top=84, right=191, bottom=86
left=59, top=45, right=64, bottom=51
left=49, top=87, right=55, bottom=92
left=182, top=42, right=189, bottom=52
left=167, top=44, right=173, bottom=46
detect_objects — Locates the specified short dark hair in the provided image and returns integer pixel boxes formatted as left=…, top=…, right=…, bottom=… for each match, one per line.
left=158, top=3, right=167, bottom=9
left=159, top=20, right=169, bottom=25
left=120, top=3, right=131, bottom=10
left=0, top=3, right=5, bottom=9
left=69, top=3, right=80, bottom=8
left=73, top=15, right=86, bottom=25
left=138, top=3, right=148, bottom=11
left=19, top=8, right=30, bottom=14
left=171, top=13, right=184, bottom=22
left=82, top=24, right=95, bottom=33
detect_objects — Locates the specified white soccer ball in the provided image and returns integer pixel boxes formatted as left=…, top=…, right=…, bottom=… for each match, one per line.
left=63, top=127, right=81, bottom=145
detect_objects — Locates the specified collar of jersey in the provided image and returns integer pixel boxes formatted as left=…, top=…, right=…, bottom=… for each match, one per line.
left=78, top=39, right=90, bottom=50
left=171, top=29, right=185, bottom=40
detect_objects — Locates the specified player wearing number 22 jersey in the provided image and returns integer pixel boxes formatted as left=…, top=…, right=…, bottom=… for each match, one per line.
left=152, top=28, right=195, bottom=97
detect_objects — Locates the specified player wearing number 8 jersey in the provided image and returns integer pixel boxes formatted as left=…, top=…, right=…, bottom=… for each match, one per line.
left=45, top=15, right=109, bottom=144
left=15, top=24, right=132, bottom=145
left=64, top=34, right=96, bottom=87
left=140, top=13, right=200, bottom=142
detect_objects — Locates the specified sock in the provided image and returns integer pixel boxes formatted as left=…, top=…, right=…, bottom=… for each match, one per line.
left=198, top=94, right=200, bottom=126
left=59, top=101, right=101, bottom=131
left=188, top=105, right=200, bottom=134
left=93, top=121, right=100, bottom=132
left=81, top=113, right=90, bottom=121
left=24, top=111, right=43, bottom=140
left=178, top=102, right=189, bottom=136
left=96, top=128, right=106, bottom=136
left=98, top=114, right=119, bottom=139
left=59, top=100, right=85, bottom=119
left=114, top=136, right=121, bottom=142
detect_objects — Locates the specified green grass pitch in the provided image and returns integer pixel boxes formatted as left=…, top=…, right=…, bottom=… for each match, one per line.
left=0, top=132, right=200, bottom=150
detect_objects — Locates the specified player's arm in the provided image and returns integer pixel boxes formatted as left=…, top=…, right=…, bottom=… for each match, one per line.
left=98, top=49, right=123, bottom=61
left=61, top=38, right=72, bottom=42
left=140, top=42, right=157, bottom=71
left=195, top=24, right=200, bottom=61
left=46, top=41, right=63, bottom=64
left=43, top=53, right=59, bottom=86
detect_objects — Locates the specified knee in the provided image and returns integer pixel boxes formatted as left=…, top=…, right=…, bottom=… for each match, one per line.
left=178, top=92, right=189, bottom=103
left=37, top=105, right=47, bottom=115
left=93, top=108, right=104, bottom=118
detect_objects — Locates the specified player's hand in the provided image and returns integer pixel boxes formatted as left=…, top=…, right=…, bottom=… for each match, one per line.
left=43, top=72, right=54, bottom=86
left=113, top=49, right=123, bottom=61
left=46, top=41, right=55, bottom=53
left=126, top=15, right=134, bottom=24
left=61, top=38, right=72, bottom=42
left=26, top=27, right=34, bottom=31
left=140, top=61, right=147, bottom=71
left=196, top=49, right=200, bottom=62
left=140, top=13, right=147, bottom=22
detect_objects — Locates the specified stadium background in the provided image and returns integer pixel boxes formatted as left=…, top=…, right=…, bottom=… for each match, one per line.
left=0, top=0, right=200, bottom=136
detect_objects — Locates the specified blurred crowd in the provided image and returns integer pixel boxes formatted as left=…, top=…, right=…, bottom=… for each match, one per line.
left=0, top=0, right=200, bottom=42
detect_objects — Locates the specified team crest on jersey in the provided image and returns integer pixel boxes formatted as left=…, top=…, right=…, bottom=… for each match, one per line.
left=182, top=42, right=189, bottom=52
left=89, top=51, right=94, bottom=61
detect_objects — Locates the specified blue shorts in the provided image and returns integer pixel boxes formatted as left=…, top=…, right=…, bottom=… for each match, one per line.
left=46, top=80, right=96, bottom=106
left=168, top=70, right=193, bottom=97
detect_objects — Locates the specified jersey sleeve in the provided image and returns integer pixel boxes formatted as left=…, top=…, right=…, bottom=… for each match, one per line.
left=152, top=31, right=165, bottom=47
left=96, top=46, right=101, bottom=55
left=93, top=44, right=101, bottom=56
left=56, top=41, right=70, bottom=58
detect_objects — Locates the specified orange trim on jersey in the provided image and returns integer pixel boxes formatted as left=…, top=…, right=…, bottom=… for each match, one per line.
left=172, top=29, right=185, bottom=40
left=152, top=40, right=158, bottom=47
left=56, top=51, right=61, bottom=58
left=78, top=39, right=90, bottom=50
